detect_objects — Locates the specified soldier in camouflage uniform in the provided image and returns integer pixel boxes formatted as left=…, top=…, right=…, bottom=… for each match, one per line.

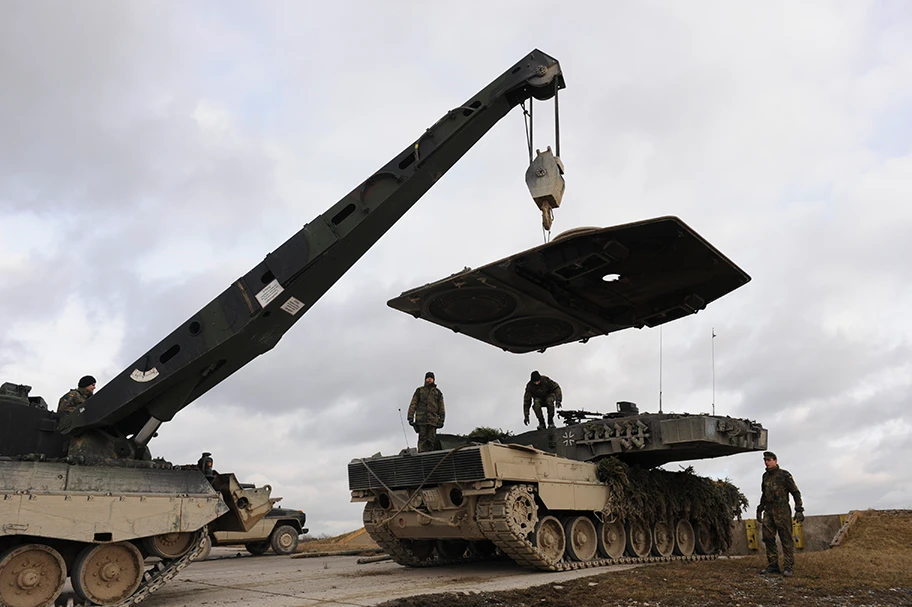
left=407, top=372, right=445, bottom=453
left=57, top=375, right=97, bottom=415
left=523, top=371, right=562, bottom=430
left=757, top=451, right=804, bottom=577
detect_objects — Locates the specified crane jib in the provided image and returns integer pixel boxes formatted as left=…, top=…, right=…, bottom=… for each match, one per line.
left=59, top=50, right=566, bottom=451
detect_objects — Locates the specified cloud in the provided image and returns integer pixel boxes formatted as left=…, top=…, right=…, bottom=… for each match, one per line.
left=2, top=2, right=912, bottom=537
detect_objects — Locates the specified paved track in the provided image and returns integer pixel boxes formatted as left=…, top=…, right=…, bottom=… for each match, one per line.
left=127, top=548, right=638, bottom=607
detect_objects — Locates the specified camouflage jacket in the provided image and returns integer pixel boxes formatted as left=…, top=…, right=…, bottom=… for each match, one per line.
left=760, top=466, right=803, bottom=512
left=408, top=383, right=445, bottom=428
left=57, top=387, right=92, bottom=415
left=523, top=376, right=562, bottom=412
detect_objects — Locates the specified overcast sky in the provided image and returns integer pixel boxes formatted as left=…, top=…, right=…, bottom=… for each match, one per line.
left=2, top=2, right=911, bottom=535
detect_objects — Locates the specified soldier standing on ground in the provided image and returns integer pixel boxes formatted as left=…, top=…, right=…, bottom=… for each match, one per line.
left=523, top=371, right=562, bottom=430
left=757, top=451, right=804, bottom=577
left=57, top=375, right=97, bottom=415
left=407, top=372, right=445, bottom=453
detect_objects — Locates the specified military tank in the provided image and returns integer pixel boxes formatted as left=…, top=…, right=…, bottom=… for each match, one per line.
left=350, top=403, right=765, bottom=571
left=1, top=49, right=570, bottom=605
left=350, top=213, right=763, bottom=570
left=0, top=382, right=275, bottom=607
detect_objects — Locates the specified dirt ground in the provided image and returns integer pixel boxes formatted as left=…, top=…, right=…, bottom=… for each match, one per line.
left=377, top=510, right=912, bottom=607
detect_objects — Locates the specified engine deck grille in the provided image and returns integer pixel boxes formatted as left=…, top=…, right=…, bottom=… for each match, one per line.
left=348, top=448, right=486, bottom=490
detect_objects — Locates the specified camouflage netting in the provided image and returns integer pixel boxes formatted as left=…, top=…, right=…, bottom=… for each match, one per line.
left=596, top=458, right=748, bottom=550
left=458, top=427, right=515, bottom=443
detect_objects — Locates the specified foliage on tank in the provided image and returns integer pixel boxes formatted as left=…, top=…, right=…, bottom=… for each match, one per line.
left=596, top=458, right=749, bottom=550
left=458, top=427, right=515, bottom=443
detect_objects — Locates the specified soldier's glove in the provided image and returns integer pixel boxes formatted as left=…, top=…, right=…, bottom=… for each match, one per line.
left=555, top=401, right=562, bottom=409
left=795, top=510, right=805, bottom=523
left=523, top=416, right=530, bottom=426
left=408, top=419, right=415, bottom=427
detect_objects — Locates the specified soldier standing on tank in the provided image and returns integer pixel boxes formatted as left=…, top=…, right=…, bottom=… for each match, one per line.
left=523, top=371, right=562, bottom=430
left=407, top=372, right=445, bottom=453
left=757, top=451, right=804, bottom=577
left=57, top=375, right=97, bottom=415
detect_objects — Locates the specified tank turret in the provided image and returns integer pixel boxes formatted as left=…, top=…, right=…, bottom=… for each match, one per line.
left=490, top=403, right=767, bottom=468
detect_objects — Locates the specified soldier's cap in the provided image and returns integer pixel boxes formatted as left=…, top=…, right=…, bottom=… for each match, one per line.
left=530, top=371, right=541, bottom=382
left=78, top=375, right=97, bottom=389
left=763, top=451, right=777, bottom=460
left=425, top=371, right=435, bottom=380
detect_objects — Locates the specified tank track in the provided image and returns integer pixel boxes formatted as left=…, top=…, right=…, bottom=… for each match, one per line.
left=363, top=485, right=720, bottom=572
left=54, top=530, right=206, bottom=607
left=475, top=486, right=718, bottom=571
left=363, top=503, right=491, bottom=567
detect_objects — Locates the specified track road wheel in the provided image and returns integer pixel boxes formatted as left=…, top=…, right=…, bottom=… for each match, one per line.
left=245, top=541, right=270, bottom=556
left=0, top=544, right=66, bottom=607
left=652, top=521, right=675, bottom=557
left=270, top=525, right=299, bottom=555
left=143, top=531, right=198, bottom=559
left=673, top=519, right=695, bottom=556
left=563, top=516, right=598, bottom=562
left=625, top=519, right=653, bottom=558
left=435, top=539, right=468, bottom=559
left=194, top=535, right=212, bottom=562
left=71, top=542, right=143, bottom=606
left=533, top=516, right=566, bottom=566
left=694, top=520, right=720, bottom=555
left=596, top=518, right=626, bottom=559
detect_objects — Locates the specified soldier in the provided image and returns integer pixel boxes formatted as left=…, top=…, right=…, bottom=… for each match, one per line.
left=407, top=372, right=445, bottom=453
left=57, top=375, right=97, bottom=415
left=757, top=451, right=804, bottom=577
left=523, top=371, right=562, bottom=430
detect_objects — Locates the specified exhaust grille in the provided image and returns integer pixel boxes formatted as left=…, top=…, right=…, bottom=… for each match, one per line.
left=348, top=448, right=486, bottom=490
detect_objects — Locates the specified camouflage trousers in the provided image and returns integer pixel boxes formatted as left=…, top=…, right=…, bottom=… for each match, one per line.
left=762, top=506, right=795, bottom=570
left=531, top=397, right=555, bottom=426
left=415, top=425, right=440, bottom=453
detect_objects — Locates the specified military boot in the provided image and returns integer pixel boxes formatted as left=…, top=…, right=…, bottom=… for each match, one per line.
left=535, top=411, right=546, bottom=431
left=547, top=414, right=555, bottom=429
left=760, top=564, right=781, bottom=575
left=782, top=568, right=794, bottom=577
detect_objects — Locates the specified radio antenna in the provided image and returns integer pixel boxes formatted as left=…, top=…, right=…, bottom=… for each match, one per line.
left=398, top=408, right=412, bottom=451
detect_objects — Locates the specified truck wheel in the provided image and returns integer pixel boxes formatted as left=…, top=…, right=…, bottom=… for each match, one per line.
left=270, top=525, right=300, bottom=555
left=245, top=541, right=270, bottom=556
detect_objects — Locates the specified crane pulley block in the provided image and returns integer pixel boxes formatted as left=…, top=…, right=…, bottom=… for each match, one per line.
left=526, top=146, right=565, bottom=230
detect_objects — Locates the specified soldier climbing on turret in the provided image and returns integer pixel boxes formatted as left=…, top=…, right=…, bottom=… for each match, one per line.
left=407, top=372, right=445, bottom=453
left=757, top=451, right=804, bottom=577
left=523, top=371, right=562, bottom=430
left=57, top=375, right=97, bottom=415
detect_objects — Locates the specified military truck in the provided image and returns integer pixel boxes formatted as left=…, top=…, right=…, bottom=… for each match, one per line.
left=197, top=506, right=309, bottom=559
left=1, top=49, right=570, bottom=606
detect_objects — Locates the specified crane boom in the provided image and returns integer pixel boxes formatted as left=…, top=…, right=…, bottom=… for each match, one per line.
left=57, top=50, right=565, bottom=456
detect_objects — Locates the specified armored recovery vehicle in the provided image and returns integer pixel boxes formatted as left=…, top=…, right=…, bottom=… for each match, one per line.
left=1, top=49, right=571, bottom=606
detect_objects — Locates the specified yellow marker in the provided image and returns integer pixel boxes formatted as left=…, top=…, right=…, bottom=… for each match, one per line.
left=792, top=520, right=805, bottom=549
left=746, top=519, right=759, bottom=550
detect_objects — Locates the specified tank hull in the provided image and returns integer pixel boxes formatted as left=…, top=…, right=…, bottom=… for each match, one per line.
left=0, top=460, right=273, bottom=606
left=350, top=442, right=742, bottom=571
